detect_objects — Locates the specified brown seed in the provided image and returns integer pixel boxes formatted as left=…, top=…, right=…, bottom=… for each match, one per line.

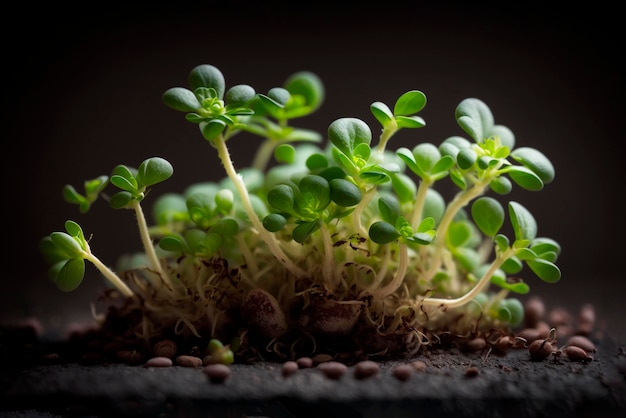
left=536, top=321, right=551, bottom=339
left=153, top=339, right=177, bottom=358
left=566, top=335, right=596, bottom=353
left=547, top=307, right=571, bottom=327
left=517, top=328, right=541, bottom=343
left=318, top=361, right=348, bottom=380
left=282, top=361, right=299, bottom=377
left=463, top=337, right=487, bottom=352
left=524, top=296, right=545, bottom=328
left=465, top=366, right=480, bottom=377
left=311, top=353, right=334, bottom=365
left=411, top=360, right=427, bottom=372
left=354, top=360, right=380, bottom=379
left=563, top=345, right=593, bottom=362
left=494, top=336, right=513, bottom=353
left=175, top=355, right=203, bottom=368
left=296, top=357, right=313, bottom=368
left=203, top=364, right=231, bottom=383
left=528, top=339, right=554, bottom=361
left=145, top=356, right=173, bottom=368
left=392, top=364, right=413, bottom=381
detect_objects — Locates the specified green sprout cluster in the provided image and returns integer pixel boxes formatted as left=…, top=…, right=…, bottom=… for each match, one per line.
left=40, top=64, right=561, bottom=359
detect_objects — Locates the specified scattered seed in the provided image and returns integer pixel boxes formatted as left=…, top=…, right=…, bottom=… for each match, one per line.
left=354, top=360, right=380, bottom=379
left=153, top=339, right=177, bottom=358
left=547, top=307, right=571, bottom=327
left=463, top=337, right=486, bottom=352
left=535, top=321, right=551, bottom=339
left=145, top=356, right=173, bottom=367
left=392, top=364, right=413, bottom=381
left=282, top=361, right=299, bottom=377
left=176, top=355, right=203, bottom=368
left=311, top=353, right=334, bottom=365
left=203, top=364, right=231, bottom=383
left=517, top=328, right=541, bottom=343
left=318, top=361, right=348, bottom=380
left=528, top=339, right=554, bottom=361
left=465, top=366, right=480, bottom=377
left=563, top=345, right=593, bottom=363
left=296, top=357, right=313, bottom=368
left=494, top=336, right=513, bottom=353
left=524, top=296, right=545, bottom=328
left=411, top=360, right=427, bottom=372
left=566, top=335, right=597, bottom=353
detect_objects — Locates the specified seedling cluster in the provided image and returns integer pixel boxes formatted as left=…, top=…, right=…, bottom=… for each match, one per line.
left=40, top=64, right=561, bottom=360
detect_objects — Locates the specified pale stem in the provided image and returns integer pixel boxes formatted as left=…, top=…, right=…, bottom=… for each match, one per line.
left=84, top=252, right=134, bottom=297
left=251, top=138, right=277, bottom=173
left=420, top=247, right=515, bottom=309
left=409, top=179, right=433, bottom=228
left=373, top=242, right=408, bottom=299
left=375, top=124, right=398, bottom=155
left=236, top=234, right=258, bottom=276
left=132, top=201, right=174, bottom=289
left=352, top=187, right=376, bottom=237
left=320, top=222, right=336, bottom=290
left=213, top=136, right=306, bottom=278
left=423, top=182, right=487, bottom=281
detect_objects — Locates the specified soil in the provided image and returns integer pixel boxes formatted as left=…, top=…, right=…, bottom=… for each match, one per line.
left=1, top=320, right=625, bottom=418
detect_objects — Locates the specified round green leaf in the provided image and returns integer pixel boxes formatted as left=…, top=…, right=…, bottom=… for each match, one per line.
left=137, top=157, right=173, bottom=187
left=162, top=87, right=201, bottom=112
left=109, top=191, right=134, bottom=209
left=510, top=147, right=555, bottom=184
left=267, top=184, right=295, bottom=213
left=263, top=213, right=288, bottom=232
left=505, top=165, right=544, bottom=191
left=55, top=258, right=85, bottom=292
left=50, top=232, right=85, bottom=258
left=457, top=148, right=477, bottom=170
left=275, top=144, right=296, bottom=164
left=159, top=235, right=185, bottom=252
left=508, top=201, right=537, bottom=242
left=329, top=178, right=362, bottom=207
left=328, top=118, right=372, bottom=158
left=395, top=115, right=426, bottom=129
left=189, top=64, right=225, bottom=98
left=471, top=197, right=504, bottom=237
left=152, top=193, right=188, bottom=225
left=489, top=176, right=512, bottom=195
left=455, top=98, right=494, bottom=143
left=394, top=90, right=426, bottom=116
left=200, top=119, right=227, bottom=141
left=370, top=101, right=394, bottom=127
left=527, top=259, right=561, bottom=283
left=226, top=84, right=255, bottom=106
left=284, top=71, right=325, bottom=112
left=292, top=220, right=320, bottom=243
left=369, top=221, right=401, bottom=244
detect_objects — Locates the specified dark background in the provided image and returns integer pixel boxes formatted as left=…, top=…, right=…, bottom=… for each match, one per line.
left=3, top=4, right=624, bottom=341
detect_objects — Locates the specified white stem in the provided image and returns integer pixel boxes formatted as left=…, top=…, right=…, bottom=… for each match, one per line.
left=374, top=242, right=408, bottom=299
left=132, top=201, right=173, bottom=288
left=84, top=252, right=134, bottom=297
left=420, top=247, right=514, bottom=309
left=214, top=136, right=305, bottom=278
left=320, top=223, right=336, bottom=290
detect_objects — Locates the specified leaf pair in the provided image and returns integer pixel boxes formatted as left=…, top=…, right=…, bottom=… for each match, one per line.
left=370, top=90, right=427, bottom=130
left=109, top=157, right=173, bottom=209
left=39, top=220, right=88, bottom=292
left=369, top=195, right=435, bottom=245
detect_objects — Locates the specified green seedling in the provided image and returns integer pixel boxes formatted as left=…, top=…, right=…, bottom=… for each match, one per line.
left=41, top=64, right=561, bottom=361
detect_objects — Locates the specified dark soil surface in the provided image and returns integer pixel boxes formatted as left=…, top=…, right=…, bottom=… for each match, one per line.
left=1, top=325, right=624, bottom=418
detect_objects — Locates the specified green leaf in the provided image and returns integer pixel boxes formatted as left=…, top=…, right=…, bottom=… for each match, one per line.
left=328, top=118, right=372, bottom=158
left=162, top=87, right=201, bottom=112
left=510, top=147, right=555, bottom=184
left=370, top=101, right=394, bottom=127
left=187, top=192, right=216, bottom=229
left=293, top=220, right=320, bottom=244
left=455, top=98, right=494, bottom=143
left=263, top=213, right=288, bottom=232
left=527, top=259, right=561, bottom=283
left=422, top=189, right=445, bottom=224
left=496, top=298, right=525, bottom=326
left=390, top=173, right=417, bottom=203
left=395, top=115, right=426, bottom=129
left=378, top=194, right=400, bottom=224
left=494, top=234, right=510, bottom=252
left=508, top=201, right=537, bottom=242
left=489, top=176, right=512, bottom=195
left=50, top=232, right=84, bottom=258
left=136, top=157, right=173, bottom=187
left=501, top=256, right=523, bottom=274
left=212, top=218, right=239, bottom=236
left=189, top=64, right=225, bottom=98
left=200, top=119, right=227, bottom=141
left=55, top=258, right=85, bottom=292
left=267, top=184, right=295, bottom=214
left=394, top=90, right=426, bottom=116
left=284, top=71, right=325, bottom=113
left=39, top=236, right=68, bottom=264
left=491, top=276, right=530, bottom=295
left=471, top=197, right=504, bottom=237
left=226, top=84, right=256, bottom=106
left=369, top=221, right=401, bottom=244
left=109, top=191, right=134, bottom=209
left=504, top=165, right=544, bottom=191
left=159, top=235, right=186, bottom=252
left=457, top=148, right=477, bottom=170
left=447, top=220, right=473, bottom=247
left=329, top=178, right=362, bottom=207
left=306, top=153, right=329, bottom=171
left=530, top=237, right=561, bottom=261
left=274, top=144, right=296, bottom=164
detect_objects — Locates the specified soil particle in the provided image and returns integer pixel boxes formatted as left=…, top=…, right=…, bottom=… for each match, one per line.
left=411, top=360, right=427, bottom=372
left=464, top=366, right=480, bottom=377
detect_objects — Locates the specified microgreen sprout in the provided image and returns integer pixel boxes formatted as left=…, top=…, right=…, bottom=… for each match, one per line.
left=41, top=64, right=561, bottom=361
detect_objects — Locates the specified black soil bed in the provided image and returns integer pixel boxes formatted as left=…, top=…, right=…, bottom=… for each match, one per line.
left=1, top=330, right=625, bottom=418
